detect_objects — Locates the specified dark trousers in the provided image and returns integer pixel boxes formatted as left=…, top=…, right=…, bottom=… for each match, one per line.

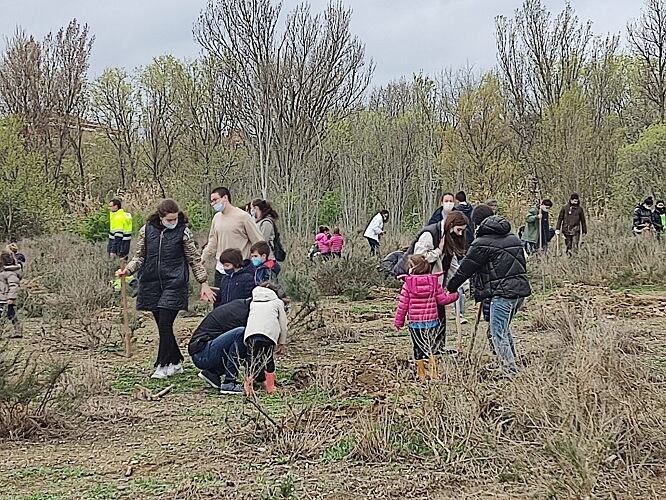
left=246, top=334, right=276, bottom=378
left=332, top=252, right=342, bottom=258
left=564, top=233, right=580, bottom=256
left=408, top=325, right=439, bottom=360
left=366, top=237, right=380, bottom=256
left=191, top=327, right=246, bottom=384
left=213, top=270, right=223, bottom=308
left=434, top=304, right=447, bottom=352
left=151, top=308, right=183, bottom=367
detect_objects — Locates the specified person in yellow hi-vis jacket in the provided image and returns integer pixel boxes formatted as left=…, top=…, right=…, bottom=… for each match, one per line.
left=108, top=199, right=133, bottom=258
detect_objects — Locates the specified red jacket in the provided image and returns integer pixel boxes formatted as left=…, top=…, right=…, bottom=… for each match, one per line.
left=394, top=273, right=458, bottom=329
left=329, top=234, right=344, bottom=253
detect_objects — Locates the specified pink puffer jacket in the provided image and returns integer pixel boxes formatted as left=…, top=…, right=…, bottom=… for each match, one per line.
left=394, top=273, right=459, bottom=329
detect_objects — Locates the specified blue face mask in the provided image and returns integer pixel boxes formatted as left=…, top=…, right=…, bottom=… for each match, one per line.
left=251, top=257, right=263, bottom=268
left=213, top=202, right=225, bottom=213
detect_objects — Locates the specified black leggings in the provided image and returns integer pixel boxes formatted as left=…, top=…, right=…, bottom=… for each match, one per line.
left=246, top=334, right=276, bottom=377
left=151, top=308, right=183, bottom=367
left=3, top=303, right=17, bottom=322
left=366, top=237, right=380, bottom=256
left=408, top=326, right=439, bottom=360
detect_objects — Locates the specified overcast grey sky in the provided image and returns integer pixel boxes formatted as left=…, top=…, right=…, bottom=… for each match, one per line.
left=0, top=0, right=644, bottom=85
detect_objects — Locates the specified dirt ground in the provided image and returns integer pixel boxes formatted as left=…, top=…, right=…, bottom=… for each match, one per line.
left=1, top=284, right=665, bottom=500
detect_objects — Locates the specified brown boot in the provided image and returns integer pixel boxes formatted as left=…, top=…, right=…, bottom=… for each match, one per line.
left=415, top=360, right=427, bottom=381
left=428, top=354, right=439, bottom=379
left=11, top=320, right=23, bottom=339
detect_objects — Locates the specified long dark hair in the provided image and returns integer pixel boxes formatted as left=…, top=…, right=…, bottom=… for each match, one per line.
left=252, top=199, right=279, bottom=221
left=147, top=198, right=189, bottom=226
left=442, top=211, right=468, bottom=257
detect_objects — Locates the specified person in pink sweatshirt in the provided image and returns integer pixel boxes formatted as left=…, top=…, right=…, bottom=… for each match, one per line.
left=314, top=226, right=331, bottom=259
left=394, top=254, right=458, bottom=380
left=329, top=227, right=345, bottom=258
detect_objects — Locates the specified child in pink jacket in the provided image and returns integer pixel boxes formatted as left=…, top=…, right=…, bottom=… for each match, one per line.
left=394, top=254, right=458, bottom=380
left=314, top=226, right=331, bottom=259
left=329, top=227, right=345, bottom=257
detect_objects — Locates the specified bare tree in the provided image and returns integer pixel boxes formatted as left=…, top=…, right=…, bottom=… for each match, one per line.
left=90, top=68, right=140, bottom=187
left=628, top=0, right=666, bottom=122
left=0, top=20, right=93, bottom=182
left=195, top=0, right=373, bottom=227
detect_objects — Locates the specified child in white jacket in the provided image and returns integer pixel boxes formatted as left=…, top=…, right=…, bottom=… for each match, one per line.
left=244, top=284, right=288, bottom=396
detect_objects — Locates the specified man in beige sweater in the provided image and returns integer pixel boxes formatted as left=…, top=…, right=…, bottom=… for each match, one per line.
left=202, top=188, right=264, bottom=303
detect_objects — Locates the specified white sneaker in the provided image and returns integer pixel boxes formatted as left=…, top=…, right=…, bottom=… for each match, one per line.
left=166, top=363, right=184, bottom=376
left=460, top=317, right=468, bottom=325
left=151, top=366, right=169, bottom=379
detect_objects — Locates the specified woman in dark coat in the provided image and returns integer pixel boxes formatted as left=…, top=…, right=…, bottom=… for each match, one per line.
left=117, top=199, right=215, bottom=379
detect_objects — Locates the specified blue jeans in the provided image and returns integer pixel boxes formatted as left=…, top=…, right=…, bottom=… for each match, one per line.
left=489, top=297, right=522, bottom=374
left=191, top=327, right=246, bottom=383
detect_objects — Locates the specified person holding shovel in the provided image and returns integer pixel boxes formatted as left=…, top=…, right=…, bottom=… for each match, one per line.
left=117, top=199, right=215, bottom=379
left=446, top=204, right=531, bottom=378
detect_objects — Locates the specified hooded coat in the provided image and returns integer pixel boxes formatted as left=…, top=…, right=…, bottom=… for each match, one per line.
left=454, top=202, right=475, bottom=248
left=244, top=286, right=288, bottom=345
left=447, top=216, right=531, bottom=301
left=394, top=273, right=458, bottom=329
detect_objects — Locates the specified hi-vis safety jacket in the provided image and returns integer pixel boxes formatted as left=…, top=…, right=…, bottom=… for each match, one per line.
left=109, top=209, right=133, bottom=242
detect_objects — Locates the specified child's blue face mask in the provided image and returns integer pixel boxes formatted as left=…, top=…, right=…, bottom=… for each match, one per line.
left=251, top=257, right=264, bottom=268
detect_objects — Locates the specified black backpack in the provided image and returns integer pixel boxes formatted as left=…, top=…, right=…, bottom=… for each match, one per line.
left=268, top=219, right=287, bottom=262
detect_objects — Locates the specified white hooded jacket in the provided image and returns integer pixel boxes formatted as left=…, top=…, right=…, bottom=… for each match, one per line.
left=244, top=286, right=288, bottom=345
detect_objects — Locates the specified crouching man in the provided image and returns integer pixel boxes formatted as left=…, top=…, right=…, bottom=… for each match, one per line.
left=446, top=205, right=531, bottom=377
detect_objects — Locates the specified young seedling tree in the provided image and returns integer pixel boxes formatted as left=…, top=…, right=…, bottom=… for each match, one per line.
left=195, top=0, right=373, bottom=229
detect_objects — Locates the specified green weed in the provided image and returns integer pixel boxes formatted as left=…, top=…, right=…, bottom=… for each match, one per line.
left=322, top=437, right=355, bottom=462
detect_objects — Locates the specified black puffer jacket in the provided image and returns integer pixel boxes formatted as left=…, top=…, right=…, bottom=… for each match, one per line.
left=447, top=216, right=531, bottom=301
left=137, top=218, right=189, bottom=312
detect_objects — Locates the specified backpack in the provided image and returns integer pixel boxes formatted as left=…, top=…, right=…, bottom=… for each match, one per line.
left=267, top=219, right=287, bottom=262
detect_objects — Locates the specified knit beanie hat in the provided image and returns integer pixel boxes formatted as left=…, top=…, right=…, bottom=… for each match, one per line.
left=472, top=204, right=494, bottom=227
left=570, top=193, right=580, bottom=201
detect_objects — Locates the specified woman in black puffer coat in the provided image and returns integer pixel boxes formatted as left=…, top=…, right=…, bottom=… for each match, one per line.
left=118, top=199, right=215, bottom=379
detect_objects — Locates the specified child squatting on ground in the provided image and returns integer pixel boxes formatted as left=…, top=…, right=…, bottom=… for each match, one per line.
left=394, top=254, right=459, bottom=380
left=0, top=245, right=24, bottom=337
left=243, top=284, right=289, bottom=396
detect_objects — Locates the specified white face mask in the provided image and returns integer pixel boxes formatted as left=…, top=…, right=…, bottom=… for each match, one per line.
left=162, top=219, right=178, bottom=230
left=442, top=202, right=455, bottom=213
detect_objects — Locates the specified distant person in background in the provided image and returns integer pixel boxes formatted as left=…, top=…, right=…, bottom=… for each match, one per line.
left=556, top=193, right=587, bottom=256
left=523, top=199, right=553, bottom=254
left=251, top=199, right=279, bottom=260
left=202, top=187, right=264, bottom=305
left=454, top=191, right=475, bottom=248
left=107, top=199, right=132, bottom=258
left=329, top=227, right=345, bottom=257
left=633, top=197, right=661, bottom=237
left=364, top=210, right=390, bottom=256
left=315, top=226, right=331, bottom=259
left=1, top=247, right=23, bottom=337
left=485, top=199, right=499, bottom=213
left=118, top=199, right=216, bottom=380
left=656, top=200, right=666, bottom=239
left=428, top=192, right=456, bottom=225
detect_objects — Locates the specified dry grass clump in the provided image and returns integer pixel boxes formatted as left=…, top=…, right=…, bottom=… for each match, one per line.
left=530, top=219, right=666, bottom=290
left=19, top=234, right=116, bottom=320
left=348, top=304, right=666, bottom=497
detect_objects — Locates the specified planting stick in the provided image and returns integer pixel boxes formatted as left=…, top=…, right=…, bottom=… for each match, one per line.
left=120, top=260, right=132, bottom=358
left=455, top=306, right=463, bottom=354
left=467, top=302, right=483, bottom=362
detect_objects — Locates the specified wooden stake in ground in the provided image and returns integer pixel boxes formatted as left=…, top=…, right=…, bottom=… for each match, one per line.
left=455, top=304, right=463, bottom=354
left=120, top=260, right=133, bottom=358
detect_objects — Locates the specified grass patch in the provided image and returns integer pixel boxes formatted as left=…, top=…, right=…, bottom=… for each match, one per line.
left=128, top=477, right=170, bottom=495
left=111, top=364, right=208, bottom=395
left=322, top=437, right=355, bottom=462
left=86, top=484, right=120, bottom=500
left=8, top=466, right=92, bottom=481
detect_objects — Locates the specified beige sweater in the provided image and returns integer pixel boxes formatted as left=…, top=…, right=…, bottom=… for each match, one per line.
left=201, top=205, right=264, bottom=270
